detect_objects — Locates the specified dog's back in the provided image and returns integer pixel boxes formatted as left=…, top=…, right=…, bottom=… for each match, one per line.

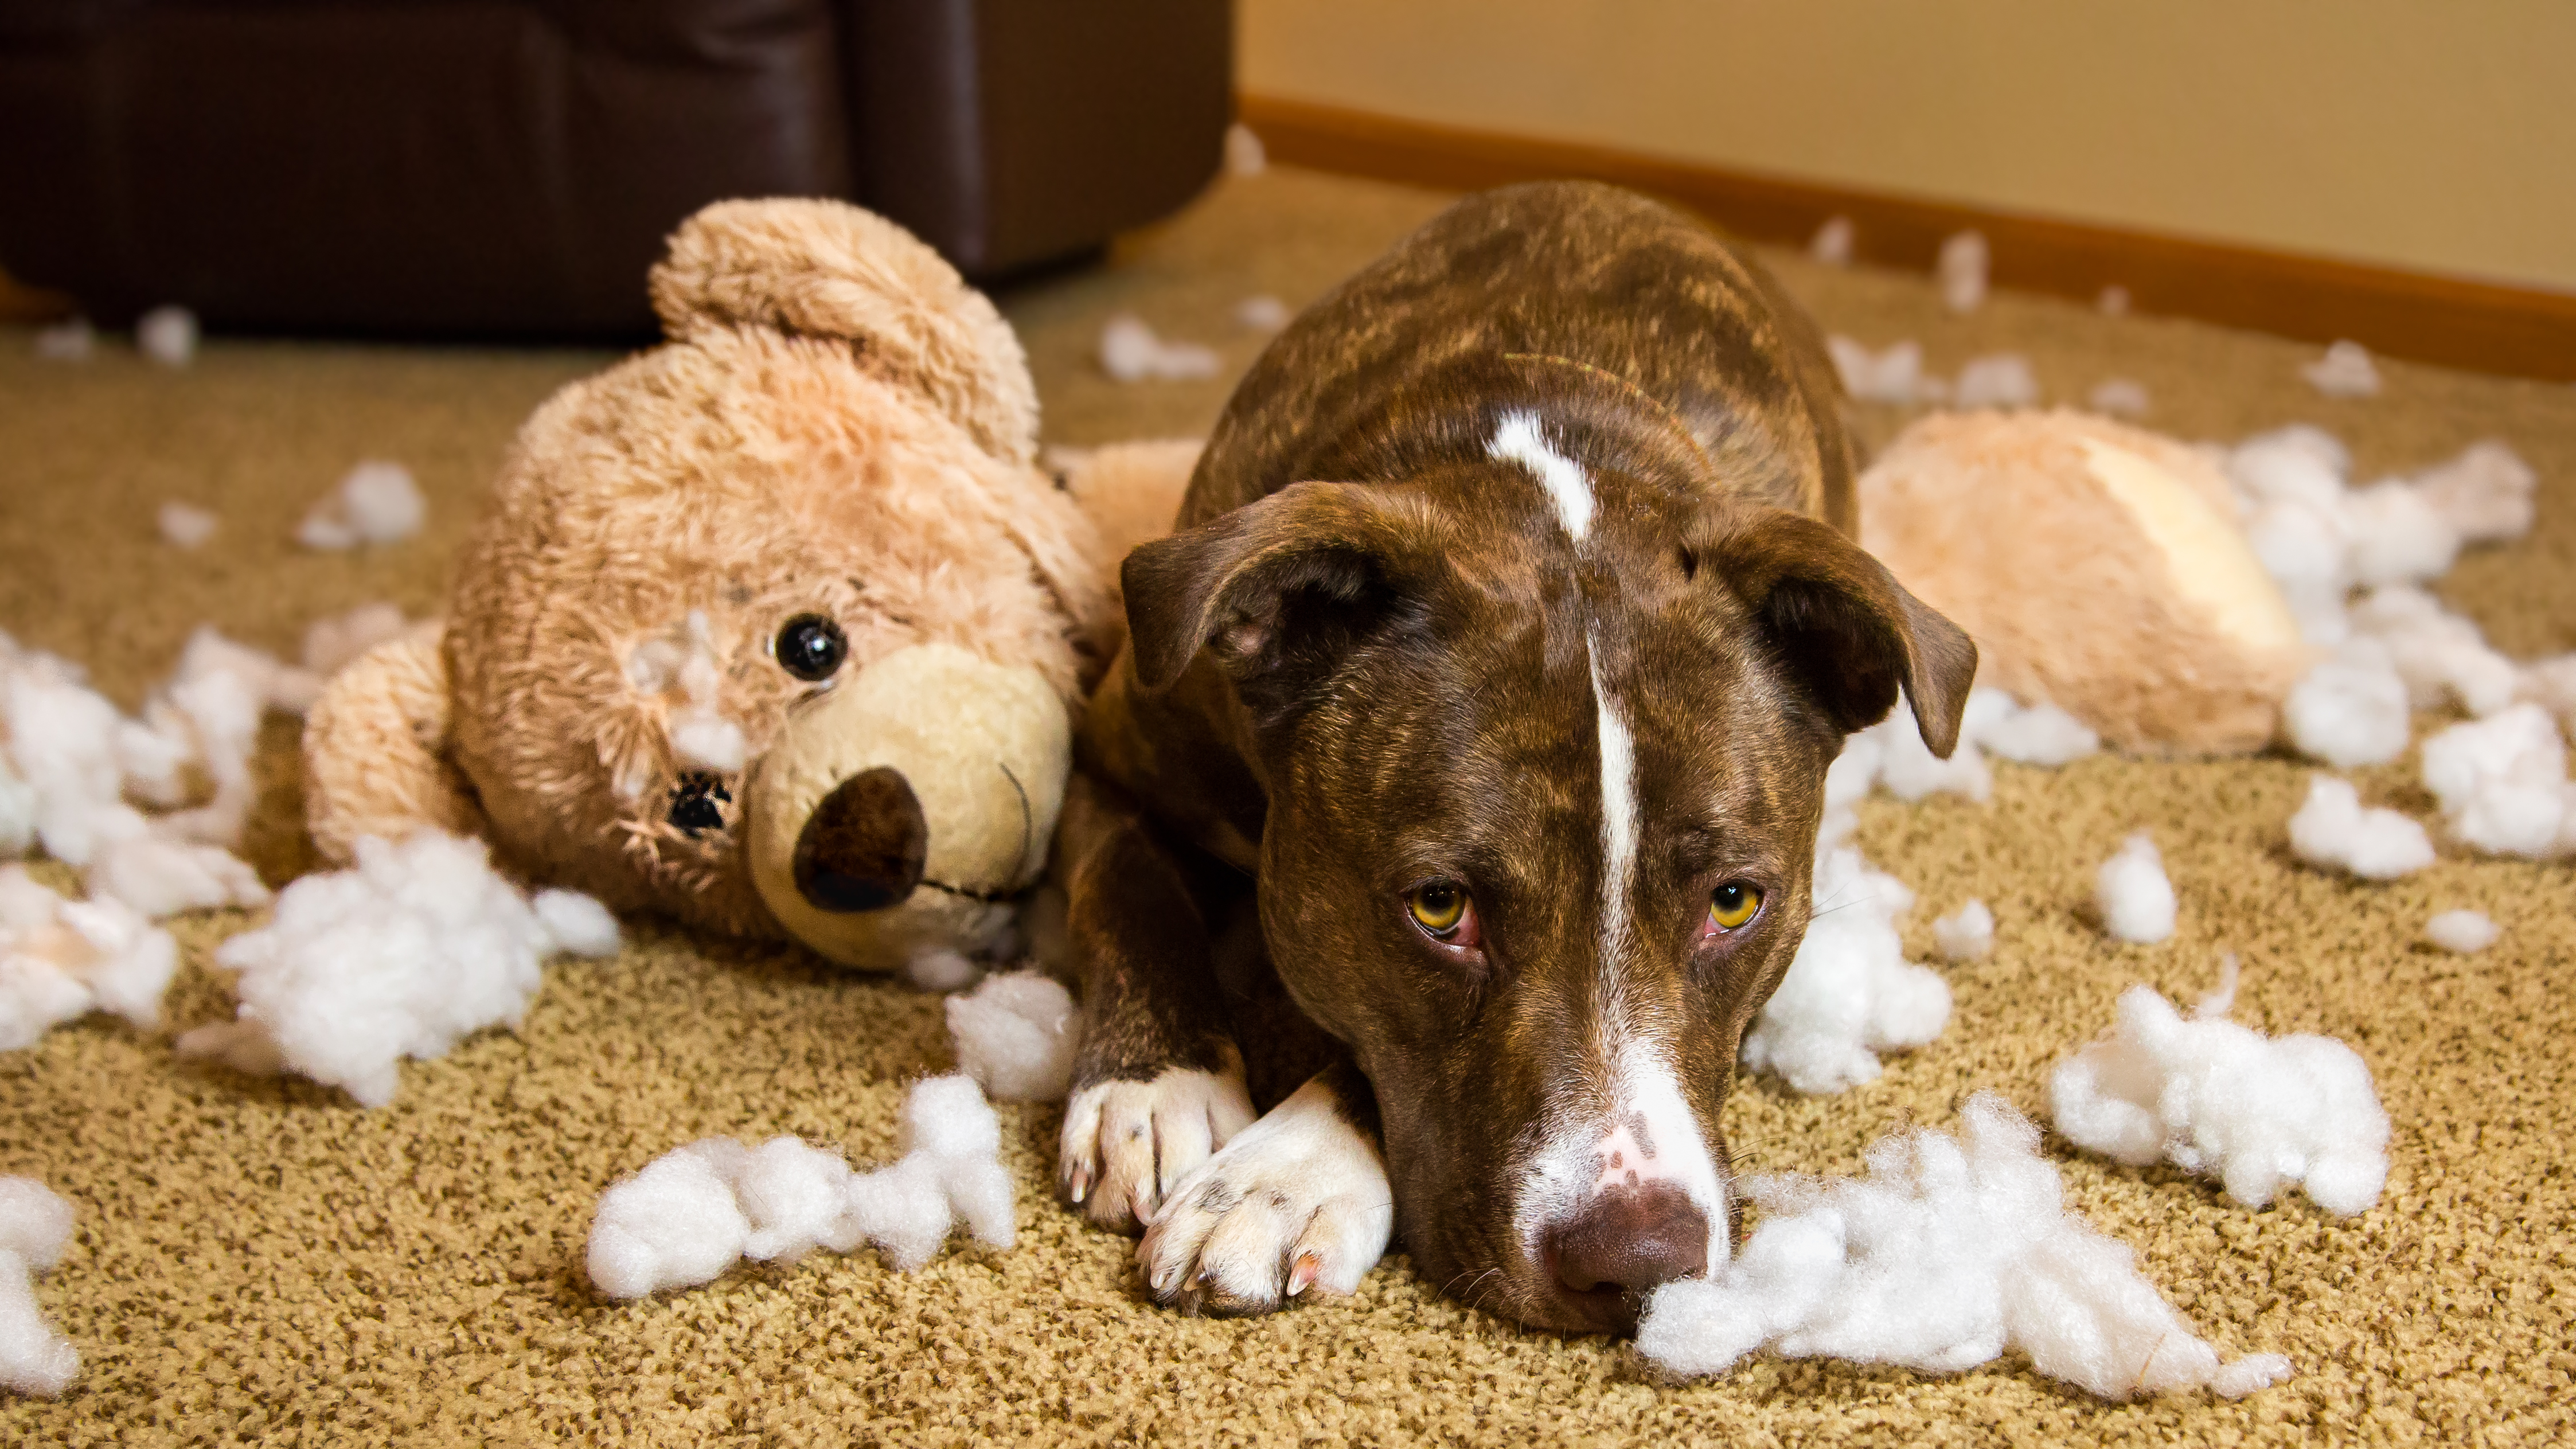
left=1182, top=180, right=1857, bottom=534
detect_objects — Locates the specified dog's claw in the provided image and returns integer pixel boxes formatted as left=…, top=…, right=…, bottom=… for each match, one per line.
left=1057, top=1054, right=1255, bottom=1233
left=1286, top=1252, right=1321, bottom=1298
left=1066, top=1162, right=1092, bottom=1205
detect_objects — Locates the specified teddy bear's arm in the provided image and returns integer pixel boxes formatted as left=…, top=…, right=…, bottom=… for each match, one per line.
left=302, top=622, right=487, bottom=863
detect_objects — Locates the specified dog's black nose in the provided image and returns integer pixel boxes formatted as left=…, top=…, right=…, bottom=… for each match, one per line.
left=791, top=766, right=927, bottom=913
left=1544, top=1182, right=1710, bottom=1298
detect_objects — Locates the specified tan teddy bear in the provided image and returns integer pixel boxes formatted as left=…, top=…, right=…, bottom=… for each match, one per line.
left=299, top=198, right=1191, bottom=972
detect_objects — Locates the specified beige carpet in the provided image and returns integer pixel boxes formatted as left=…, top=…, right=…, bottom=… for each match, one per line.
left=3, top=166, right=2574, bottom=1445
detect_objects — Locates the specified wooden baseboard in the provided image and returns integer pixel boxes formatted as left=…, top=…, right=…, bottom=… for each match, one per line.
left=1239, top=95, right=2576, bottom=383
left=0, top=265, right=75, bottom=325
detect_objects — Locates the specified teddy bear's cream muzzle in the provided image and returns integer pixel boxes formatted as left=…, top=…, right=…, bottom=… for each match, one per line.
left=746, top=643, right=1070, bottom=971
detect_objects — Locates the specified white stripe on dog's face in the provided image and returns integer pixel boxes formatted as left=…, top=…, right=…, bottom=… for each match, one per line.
left=1488, top=408, right=1730, bottom=1272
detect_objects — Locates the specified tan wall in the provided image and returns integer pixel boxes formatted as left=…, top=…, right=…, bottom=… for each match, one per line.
left=1239, top=1, right=2576, bottom=294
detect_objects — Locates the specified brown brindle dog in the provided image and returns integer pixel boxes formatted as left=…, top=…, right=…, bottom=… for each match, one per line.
left=1055, top=181, right=1977, bottom=1333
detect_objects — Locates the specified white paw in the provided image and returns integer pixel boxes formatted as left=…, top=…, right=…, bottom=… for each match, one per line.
left=1138, top=1072, right=1394, bottom=1315
left=1058, top=1046, right=1255, bottom=1232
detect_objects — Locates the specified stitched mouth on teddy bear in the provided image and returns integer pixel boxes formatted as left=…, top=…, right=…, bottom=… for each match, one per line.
left=788, top=761, right=1032, bottom=913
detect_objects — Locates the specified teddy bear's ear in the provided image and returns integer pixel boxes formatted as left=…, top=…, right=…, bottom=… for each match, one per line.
left=649, top=198, right=1042, bottom=467
left=301, top=623, right=489, bottom=864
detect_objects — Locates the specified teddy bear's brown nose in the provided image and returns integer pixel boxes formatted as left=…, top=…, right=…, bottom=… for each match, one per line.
left=791, top=766, right=928, bottom=913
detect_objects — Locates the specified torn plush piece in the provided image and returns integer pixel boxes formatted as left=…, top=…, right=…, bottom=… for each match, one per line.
left=587, top=1073, right=1013, bottom=1298
left=2095, top=833, right=2176, bottom=944
left=2050, top=960, right=2388, bottom=1216
left=2418, top=704, right=2576, bottom=860
left=1636, top=1093, right=2292, bottom=1402
left=2425, top=909, right=2499, bottom=954
left=295, top=460, right=425, bottom=549
left=1096, top=313, right=1219, bottom=383
left=174, top=829, right=619, bottom=1107
left=946, top=969, right=1079, bottom=1102
left=1743, top=845, right=1948, bottom=1095
left=2286, top=775, right=2434, bottom=881
left=0, top=1176, right=79, bottom=1399
left=0, top=864, right=179, bottom=1050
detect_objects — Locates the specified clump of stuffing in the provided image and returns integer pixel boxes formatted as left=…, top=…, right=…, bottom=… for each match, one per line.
left=2097, top=285, right=2130, bottom=316
left=174, top=830, right=620, bottom=1107
left=1097, top=314, right=1219, bottom=383
left=2286, top=775, right=2434, bottom=880
left=1636, top=1093, right=2293, bottom=1401
left=1809, top=216, right=1855, bottom=267
left=85, top=827, right=271, bottom=919
left=1742, top=845, right=1949, bottom=1094
left=2418, top=703, right=2575, bottom=859
left=946, top=970, right=1079, bottom=1102
left=904, top=946, right=982, bottom=994
left=33, top=318, right=93, bottom=362
left=0, top=1176, right=79, bottom=1399
left=295, top=460, right=425, bottom=549
left=2051, top=959, right=2388, bottom=1216
left=587, top=1073, right=1014, bottom=1298
left=157, top=501, right=218, bottom=549
left=136, top=305, right=198, bottom=367
left=2282, top=640, right=2411, bottom=767
left=2425, top=909, right=2499, bottom=954
left=1234, top=295, right=1291, bottom=332
left=1224, top=122, right=1266, bottom=177
left=1932, top=899, right=1995, bottom=963
left=2301, top=339, right=2380, bottom=398
left=2410, top=440, right=2535, bottom=545
left=1937, top=231, right=1988, bottom=313
left=1950, top=354, right=2039, bottom=410
left=2095, top=832, right=2176, bottom=944
left=2086, top=377, right=2149, bottom=417
left=1825, top=337, right=1941, bottom=407
left=2349, top=586, right=2518, bottom=718
left=1962, top=687, right=2101, bottom=766
left=0, top=865, right=178, bottom=1050
left=300, top=603, right=408, bottom=677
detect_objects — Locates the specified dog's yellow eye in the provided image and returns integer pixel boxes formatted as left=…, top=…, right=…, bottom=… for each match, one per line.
left=1407, top=880, right=1469, bottom=935
left=1709, top=881, right=1763, bottom=931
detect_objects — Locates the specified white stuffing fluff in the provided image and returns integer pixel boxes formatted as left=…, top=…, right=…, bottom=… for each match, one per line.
left=2349, top=585, right=2519, bottom=718
left=1962, top=686, right=2101, bottom=766
left=1, top=864, right=179, bottom=1050
left=1636, top=1093, right=2293, bottom=1401
left=945, top=970, right=1079, bottom=1102
left=174, top=830, right=620, bottom=1107
left=1809, top=215, right=1855, bottom=266
left=1225, top=122, right=1266, bottom=177
left=1234, top=295, right=1292, bottom=332
left=1860, top=693, right=1992, bottom=804
left=2301, top=339, right=2380, bottom=398
left=2417, top=704, right=2576, bottom=860
left=2095, top=833, right=2176, bottom=944
left=33, top=318, right=93, bottom=362
left=905, top=946, right=982, bottom=994
left=1097, top=313, right=1220, bottom=383
left=2343, top=480, right=2461, bottom=587
left=2283, top=639, right=2411, bottom=767
left=2097, top=284, right=2131, bottom=317
left=1743, top=845, right=1949, bottom=1095
left=85, top=828, right=271, bottom=919
left=2424, top=909, right=2499, bottom=954
left=2410, top=440, right=2535, bottom=544
left=1932, top=899, right=1995, bottom=963
left=0, top=759, right=32, bottom=859
left=2051, top=960, right=2390, bottom=1216
left=136, top=306, right=198, bottom=367
left=1937, top=230, right=1988, bottom=313
left=1950, top=353, right=2040, bottom=411
left=587, top=1073, right=1014, bottom=1298
left=299, top=602, right=408, bottom=677
left=2286, top=775, right=2433, bottom=880
left=295, top=460, right=425, bottom=549
left=2519, top=653, right=2576, bottom=737
left=1825, top=337, right=1942, bottom=407
left=158, top=501, right=218, bottom=549
left=0, top=1176, right=80, bottom=1399
left=2086, top=377, right=2150, bottom=417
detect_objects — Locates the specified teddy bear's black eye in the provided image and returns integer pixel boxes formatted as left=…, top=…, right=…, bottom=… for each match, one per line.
left=668, top=773, right=731, bottom=836
left=775, top=614, right=847, bottom=682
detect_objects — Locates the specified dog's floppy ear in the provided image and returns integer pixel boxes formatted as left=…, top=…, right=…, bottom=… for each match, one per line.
left=1122, top=482, right=1426, bottom=721
left=1704, top=506, right=1978, bottom=756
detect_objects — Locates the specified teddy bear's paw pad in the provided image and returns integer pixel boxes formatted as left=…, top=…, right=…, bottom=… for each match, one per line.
left=1134, top=1076, right=1394, bottom=1317
left=1059, top=1061, right=1254, bottom=1233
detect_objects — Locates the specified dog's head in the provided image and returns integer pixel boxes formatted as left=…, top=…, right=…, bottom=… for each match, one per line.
left=1122, top=413, right=1974, bottom=1332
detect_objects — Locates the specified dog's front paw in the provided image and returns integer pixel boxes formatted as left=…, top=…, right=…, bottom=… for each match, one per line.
left=1059, top=1045, right=1255, bottom=1233
left=1137, top=1071, right=1394, bottom=1315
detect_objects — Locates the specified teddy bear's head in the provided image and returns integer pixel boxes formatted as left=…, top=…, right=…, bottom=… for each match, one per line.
left=302, top=200, right=1127, bottom=971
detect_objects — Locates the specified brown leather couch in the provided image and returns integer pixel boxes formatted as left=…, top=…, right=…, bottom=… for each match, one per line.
left=0, top=0, right=1232, bottom=338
